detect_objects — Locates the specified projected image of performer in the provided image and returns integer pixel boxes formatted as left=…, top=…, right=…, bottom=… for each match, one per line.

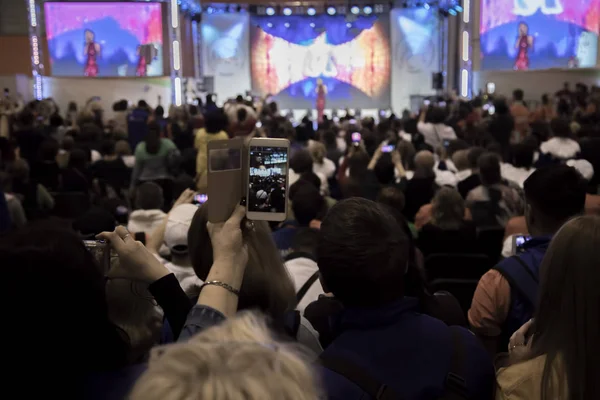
left=514, top=22, right=533, bottom=71
left=136, top=45, right=147, bottom=77
left=83, top=29, right=100, bottom=77
left=315, top=78, right=328, bottom=123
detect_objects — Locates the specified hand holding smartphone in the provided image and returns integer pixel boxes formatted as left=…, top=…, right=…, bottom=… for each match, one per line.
left=351, top=132, right=362, bottom=146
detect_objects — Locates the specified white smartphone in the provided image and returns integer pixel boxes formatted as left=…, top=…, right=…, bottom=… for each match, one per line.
left=246, top=138, right=290, bottom=222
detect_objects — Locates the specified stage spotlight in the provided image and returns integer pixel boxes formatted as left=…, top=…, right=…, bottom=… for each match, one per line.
left=350, top=6, right=360, bottom=14
left=310, top=22, right=315, bottom=28
left=364, top=6, right=373, bottom=14
left=307, top=7, right=316, bottom=16
left=448, top=8, right=457, bottom=15
left=284, top=22, right=290, bottom=28
left=267, top=22, right=273, bottom=28
left=327, top=6, right=336, bottom=15
left=346, top=22, right=352, bottom=28
left=283, top=7, right=292, bottom=16
left=266, top=7, right=275, bottom=16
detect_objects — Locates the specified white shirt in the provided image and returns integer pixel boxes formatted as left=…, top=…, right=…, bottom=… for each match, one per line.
left=284, top=256, right=325, bottom=314
left=501, top=164, right=535, bottom=188
left=540, top=137, right=581, bottom=160
left=417, top=122, right=457, bottom=148
left=127, top=209, right=167, bottom=235
left=313, top=158, right=336, bottom=179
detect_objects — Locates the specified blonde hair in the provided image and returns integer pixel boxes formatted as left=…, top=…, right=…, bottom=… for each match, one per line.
left=309, top=141, right=326, bottom=164
left=130, top=312, right=322, bottom=400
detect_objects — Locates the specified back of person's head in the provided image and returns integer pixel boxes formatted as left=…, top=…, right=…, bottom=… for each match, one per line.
left=154, top=105, right=164, bottom=118
left=467, top=146, right=486, bottom=169
left=431, top=187, right=465, bottom=230
left=376, top=186, right=405, bottom=213
left=291, top=183, right=325, bottom=227
left=138, top=100, right=149, bottom=109
left=550, top=117, right=572, bottom=138
left=145, top=122, right=162, bottom=155
left=39, top=138, right=59, bottom=162
left=317, top=198, right=409, bottom=307
left=527, top=215, right=600, bottom=400
left=478, top=152, right=502, bottom=185
left=100, top=140, right=116, bottom=157
left=428, top=107, right=446, bottom=124
left=134, top=182, right=164, bottom=210
left=73, top=207, right=116, bottom=239
left=68, top=148, right=88, bottom=170
left=373, top=154, right=395, bottom=185
left=513, top=89, right=525, bottom=101
left=49, top=113, right=64, bottom=128
left=17, top=109, right=35, bottom=128
left=130, top=312, right=321, bottom=400
left=115, top=139, right=132, bottom=156
left=291, top=228, right=320, bottom=256
left=235, top=94, right=245, bottom=103
left=0, top=228, right=127, bottom=375
left=322, top=130, right=337, bottom=149
left=309, top=141, right=326, bottom=165
left=9, top=158, right=30, bottom=182
left=347, top=149, right=370, bottom=180
left=414, top=150, right=435, bottom=173
left=397, top=140, right=416, bottom=170
left=290, top=149, right=313, bottom=175
left=204, top=109, right=228, bottom=134
left=452, top=149, right=470, bottom=171
left=188, top=204, right=296, bottom=319
left=493, top=97, right=510, bottom=115
left=512, top=143, right=534, bottom=169
left=62, top=135, right=75, bottom=151
left=541, top=93, right=550, bottom=105
left=523, top=166, right=587, bottom=234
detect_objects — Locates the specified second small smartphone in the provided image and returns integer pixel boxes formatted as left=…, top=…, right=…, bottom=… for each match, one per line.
left=246, top=138, right=290, bottom=222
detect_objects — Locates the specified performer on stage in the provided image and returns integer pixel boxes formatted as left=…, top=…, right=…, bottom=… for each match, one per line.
left=83, top=29, right=100, bottom=77
left=514, top=22, right=533, bottom=71
left=315, top=79, right=327, bottom=123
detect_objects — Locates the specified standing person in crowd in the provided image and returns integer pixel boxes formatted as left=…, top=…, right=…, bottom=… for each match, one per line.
left=417, top=106, right=457, bottom=149
left=457, top=146, right=486, bottom=198
left=501, top=142, right=536, bottom=188
left=61, top=148, right=91, bottom=194
left=538, top=117, right=581, bottom=162
left=511, top=89, right=530, bottom=141
left=466, top=153, right=524, bottom=228
left=194, top=109, right=229, bottom=191
left=90, top=140, right=130, bottom=197
left=417, top=187, right=477, bottom=256
left=131, top=122, right=178, bottom=207
left=531, top=93, right=555, bottom=123
left=403, top=150, right=438, bottom=222
left=115, top=139, right=135, bottom=168
left=316, top=198, right=495, bottom=398
left=322, top=130, right=343, bottom=165
left=469, top=166, right=587, bottom=355
left=496, top=215, right=600, bottom=400
left=14, top=110, right=44, bottom=167
left=32, top=138, right=61, bottom=191
left=127, top=182, right=166, bottom=237
left=167, top=106, right=193, bottom=151
left=488, top=98, right=515, bottom=161
left=7, top=159, right=54, bottom=220
left=309, top=141, right=336, bottom=182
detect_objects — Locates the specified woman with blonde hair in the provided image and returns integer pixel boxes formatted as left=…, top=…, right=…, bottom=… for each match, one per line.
left=496, top=215, right=600, bottom=400
left=310, top=140, right=336, bottom=180
left=130, top=312, right=322, bottom=400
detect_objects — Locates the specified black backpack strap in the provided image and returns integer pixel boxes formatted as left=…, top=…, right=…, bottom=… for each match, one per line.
left=443, top=327, right=469, bottom=400
left=320, top=354, right=402, bottom=400
left=494, top=256, right=538, bottom=309
left=296, top=271, right=320, bottom=303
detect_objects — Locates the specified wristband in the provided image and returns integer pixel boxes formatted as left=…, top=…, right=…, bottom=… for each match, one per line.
left=201, top=280, right=240, bottom=296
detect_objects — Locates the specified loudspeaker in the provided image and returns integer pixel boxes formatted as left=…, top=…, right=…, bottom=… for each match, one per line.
left=432, top=72, right=444, bottom=90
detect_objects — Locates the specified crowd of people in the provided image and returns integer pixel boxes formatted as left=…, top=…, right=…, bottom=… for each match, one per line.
left=1, top=82, right=599, bottom=400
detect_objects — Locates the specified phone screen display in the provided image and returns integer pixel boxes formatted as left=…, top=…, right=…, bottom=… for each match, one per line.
left=381, top=145, right=395, bottom=153
left=193, top=194, right=208, bottom=205
left=248, top=146, right=288, bottom=214
left=515, top=235, right=532, bottom=248
left=351, top=132, right=361, bottom=143
left=209, top=148, right=241, bottom=172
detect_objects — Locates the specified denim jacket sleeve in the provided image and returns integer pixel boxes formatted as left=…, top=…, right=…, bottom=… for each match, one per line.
left=178, top=304, right=227, bottom=341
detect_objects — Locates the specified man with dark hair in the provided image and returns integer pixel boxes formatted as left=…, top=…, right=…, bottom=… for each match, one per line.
left=469, top=165, right=587, bottom=354
left=501, top=143, right=535, bottom=187
left=457, top=146, right=485, bottom=198
left=273, top=182, right=325, bottom=257
left=127, top=182, right=166, bottom=236
left=318, top=198, right=494, bottom=398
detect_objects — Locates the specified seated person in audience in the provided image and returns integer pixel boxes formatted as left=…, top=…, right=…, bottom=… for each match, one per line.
left=147, top=191, right=203, bottom=297
left=417, top=187, right=478, bottom=256
left=115, top=139, right=135, bottom=168
left=501, top=143, right=536, bottom=188
left=338, top=146, right=381, bottom=200
left=90, top=140, right=131, bottom=196
left=32, top=138, right=61, bottom=191
left=403, top=150, right=439, bottom=222
left=61, top=148, right=91, bottom=193
left=56, top=134, right=74, bottom=169
left=273, top=181, right=326, bottom=257
left=457, top=146, right=486, bottom=198
left=129, top=313, right=322, bottom=400
left=452, top=149, right=472, bottom=182
left=466, top=153, right=524, bottom=228
left=0, top=173, right=27, bottom=229
left=0, top=228, right=131, bottom=396
left=316, top=198, right=494, bottom=398
left=538, top=117, right=581, bottom=163
left=309, top=141, right=336, bottom=181
left=8, top=159, right=54, bottom=220
left=496, top=215, right=600, bottom=400
left=127, top=182, right=167, bottom=238
left=284, top=227, right=325, bottom=314
left=469, top=165, right=587, bottom=355
left=376, top=186, right=417, bottom=236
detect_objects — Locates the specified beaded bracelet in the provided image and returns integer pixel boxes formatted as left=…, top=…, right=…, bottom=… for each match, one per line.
left=201, top=280, right=240, bottom=296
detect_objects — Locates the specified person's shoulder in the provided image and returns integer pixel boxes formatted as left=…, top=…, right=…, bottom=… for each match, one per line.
left=496, top=355, right=547, bottom=399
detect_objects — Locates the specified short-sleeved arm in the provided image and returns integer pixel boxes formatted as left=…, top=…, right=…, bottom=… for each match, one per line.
left=468, top=269, right=512, bottom=337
